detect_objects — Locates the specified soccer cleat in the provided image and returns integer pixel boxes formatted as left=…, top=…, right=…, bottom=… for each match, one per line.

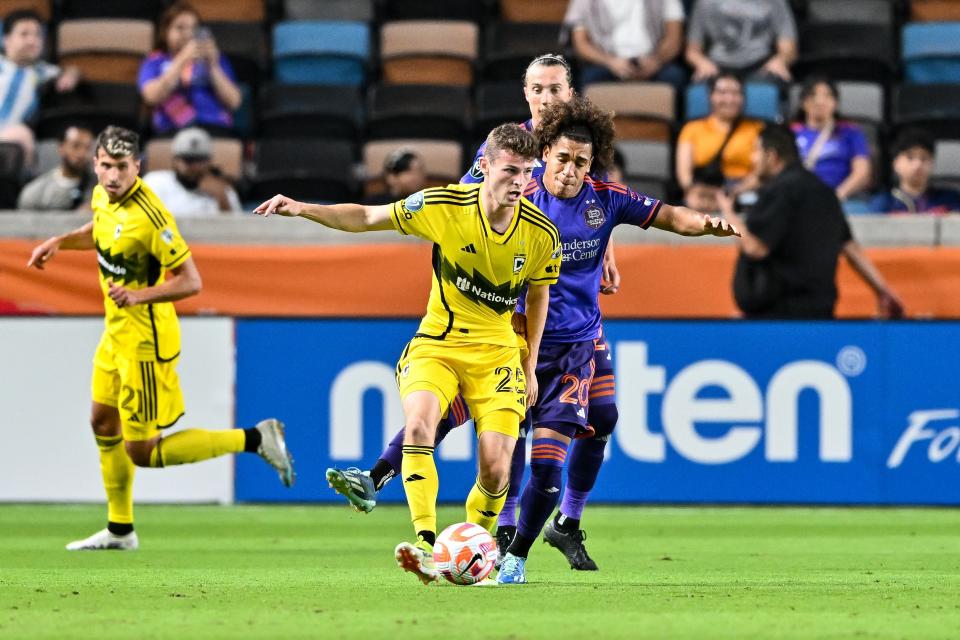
left=494, top=527, right=514, bottom=570
left=255, top=418, right=295, bottom=487
left=543, top=519, right=598, bottom=571
left=394, top=538, right=440, bottom=586
left=66, top=528, right=139, bottom=551
left=326, top=467, right=377, bottom=513
left=495, top=552, right=527, bottom=584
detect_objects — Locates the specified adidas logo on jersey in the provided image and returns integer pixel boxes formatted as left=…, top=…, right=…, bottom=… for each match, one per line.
left=460, top=244, right=477, bottom=254
left=577, top=408, right=586, bottom=418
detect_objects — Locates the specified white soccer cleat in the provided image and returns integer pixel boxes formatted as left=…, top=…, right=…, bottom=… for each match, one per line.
left=255, top=418, right=295, bottom=487
left=65, top=528, right=139, bottom=551
left=395, top=540, right=440, bottom=586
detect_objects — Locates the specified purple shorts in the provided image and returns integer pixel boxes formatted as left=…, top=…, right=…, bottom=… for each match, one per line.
left=530, top=339, right=597, bottom=438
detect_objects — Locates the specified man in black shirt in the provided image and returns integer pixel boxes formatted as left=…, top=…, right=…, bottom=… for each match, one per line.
left=720, top=125, right=903, bottom=319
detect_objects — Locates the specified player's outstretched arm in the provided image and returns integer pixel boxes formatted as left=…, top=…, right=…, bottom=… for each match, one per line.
left=27, top=220, right=95, bottom=270
left=652, top=204, right=740, bottom=238
left=253, top=194, right=394, bottom=232
left=107, top=256, right=202, bottom=309
left=842, top=239, right=905, bottom=318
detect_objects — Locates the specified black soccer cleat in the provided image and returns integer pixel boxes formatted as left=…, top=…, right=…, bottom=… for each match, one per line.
left=543, top=519, right=598, bottom=571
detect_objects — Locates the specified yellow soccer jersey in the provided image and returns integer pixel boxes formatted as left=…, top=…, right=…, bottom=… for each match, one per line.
left=390, top=183, right=561, bottom=346
left=91, top=177, right=191, bottom=361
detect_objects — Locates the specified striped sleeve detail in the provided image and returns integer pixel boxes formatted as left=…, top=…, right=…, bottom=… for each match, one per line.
left=132, top=192, right=168, bottom=229
left=165, top=248, right=192, bottom=270
left=391, top=201, right=408, bottom=235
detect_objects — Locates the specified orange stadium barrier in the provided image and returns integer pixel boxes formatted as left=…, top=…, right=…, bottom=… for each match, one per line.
left=2, top=239, right=960, bottom=318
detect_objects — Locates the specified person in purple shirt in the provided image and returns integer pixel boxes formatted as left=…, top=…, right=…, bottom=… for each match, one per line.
left=790, top=76, right=872, bottom=202
left=496, top=97, right=738, bottom=584
left=869, top=128, right=960, bottom=214
left=138, top=1, right=241, bottom=135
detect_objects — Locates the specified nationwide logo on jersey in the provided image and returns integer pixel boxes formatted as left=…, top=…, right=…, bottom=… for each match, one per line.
left=513, top=254, right=526, bottom=273
left=440, top=254, right=523, bottom=314
left=584, top=201, right=605, bottom=229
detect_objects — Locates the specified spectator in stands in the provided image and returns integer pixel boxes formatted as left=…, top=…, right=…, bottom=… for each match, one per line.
left=676, top=73, right=763, bottom=193
left=685, top=0, right=797, bottom=83
left=720, top=124, right=904, bottom=319
left=138, top=1, right=241, bottom=136
left=791, top=76, right=872, bottom=203
left=608, top=148, right=626, bottom=183
left=0, top=9, right=80, bottom=164
left=869, top=128, right=960, bottom=214
left=683, top=166, right=725, bottom=213
left=564, top=0, right=686, bottom=90
left=143, top=127, right=241, bottom=215
left=17, top=125, right=94, bottom=211
left=364, top=147, right=428, bottom=206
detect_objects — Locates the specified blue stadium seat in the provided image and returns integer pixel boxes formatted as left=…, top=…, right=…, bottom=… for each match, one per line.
left=902, top=22, right=960, bottom=84
left=684, top=81, right=782, bottom=122
left=272, top=21, right=370, bottom=86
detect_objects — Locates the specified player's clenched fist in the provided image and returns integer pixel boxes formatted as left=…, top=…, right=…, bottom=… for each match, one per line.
left=253, top=194, right=302, bottom=217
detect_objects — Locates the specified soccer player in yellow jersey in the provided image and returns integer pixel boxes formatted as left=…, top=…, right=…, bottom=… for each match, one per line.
left=27, top=126, right=295, bottom=551
left=255, top=123, right=562, bottom=585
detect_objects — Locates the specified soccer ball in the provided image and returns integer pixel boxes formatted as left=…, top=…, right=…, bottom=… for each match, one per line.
left=433, top=522, right=498, bottom=585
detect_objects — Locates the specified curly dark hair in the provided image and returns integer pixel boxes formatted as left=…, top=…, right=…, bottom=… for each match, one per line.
left=534, top=97, right=616, bottom=176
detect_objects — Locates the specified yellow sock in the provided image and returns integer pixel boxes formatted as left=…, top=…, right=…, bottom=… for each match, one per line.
left=96, top=434, right=134, bottom=525
left=465, top=477, right=509, bottom=533
left=401, top=445, right=438, bottom=539
left=148, top=429, right=245, bottom=468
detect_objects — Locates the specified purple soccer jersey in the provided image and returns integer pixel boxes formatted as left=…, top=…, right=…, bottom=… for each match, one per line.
left=517, top=175, right=661, bottom=344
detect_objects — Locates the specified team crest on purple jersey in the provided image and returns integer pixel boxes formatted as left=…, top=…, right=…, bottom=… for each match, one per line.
left=583, top=202, right=605, bottom=229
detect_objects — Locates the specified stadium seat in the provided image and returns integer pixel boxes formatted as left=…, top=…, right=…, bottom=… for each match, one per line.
left=283, top=0, right=375, bottom=22
left=188, top=0, right=265, bottom=22
left=58, top=0, right=161, bottom=20
left=207, top=22, right=267, bottom=85
left=362, top=139, right=464, bottom=196
left=366, top=84, right=471, bottom=141
left=250, top=139, right=357, bottom=202
left=617, top=141, right=672, bottom=181
left=894, top=83, right=960, bottom=138
left=380, top=21, right=478, bottom=86
left=585, top=82, right=674, bottom=142
left=272, top=21, right=370, bottom=86
left=258, top=83, right=363, bottom=141
left=794, top=23, right=896, bottom=83
left=933, top=139, right=960, bottom=183
left=474, top=80, right=531, bottom=139
left=0, top=0, right=50, bottom=21
left=804, top=0, right=897, bottom=26
left=34, top=82, right=141, bottom=140
left=57, top=19, right=153, bottom=85
left=481, top=22, right=563, bottom=82
left=902, top=22, right=960, bottom=84
left=788, top=81, right=885, bottom=123
left=144, top=137, right=244, bottom=182
left=685, top=81, right=782, bottom=122
left=0, top=142, right=24, bottom=208
left=381, top=0, right=488, bottom=23
left=910, top=0, right=960, bottom=22
left=499, top=0, right=568, bottom=23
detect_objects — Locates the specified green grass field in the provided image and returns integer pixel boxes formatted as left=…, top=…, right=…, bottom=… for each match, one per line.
left=1, top=504, right=959, bottom=639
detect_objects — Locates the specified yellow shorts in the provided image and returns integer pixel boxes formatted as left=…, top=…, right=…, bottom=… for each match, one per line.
left=396, top=338, right=526, bottom=438
left=91, top=332, right=185, bottom=441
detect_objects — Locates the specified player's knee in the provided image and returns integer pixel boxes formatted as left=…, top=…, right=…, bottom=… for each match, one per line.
left=478, top=459, right=510, bottom=493
left=588, top=403, right=619, bottom=439
left=124, top=441, right=153, bottom=467
left=90, top=413, right=120, bottom=437
left=404, top=415, right=435, bottom=446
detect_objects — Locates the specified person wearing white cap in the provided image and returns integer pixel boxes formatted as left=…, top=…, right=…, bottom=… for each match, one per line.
left=143, top=127, right=241, bottom=216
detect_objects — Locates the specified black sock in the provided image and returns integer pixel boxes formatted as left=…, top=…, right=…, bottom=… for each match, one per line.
left=507, top=533, right=534, bottom=559
left=496, top=524, right=517, bottom=540
left=108, top=521, right=134, bottom=536
left=555, top=512, right=580, bottom=533
left=418, top=530, right=436, bottom=546
left=243, top=427, right=262, bottom=453
left=369, top=458, right=396, bottom=491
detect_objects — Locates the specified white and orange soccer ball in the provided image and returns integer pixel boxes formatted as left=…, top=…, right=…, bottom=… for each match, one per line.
left=433, top=522, right=498, bottom=585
